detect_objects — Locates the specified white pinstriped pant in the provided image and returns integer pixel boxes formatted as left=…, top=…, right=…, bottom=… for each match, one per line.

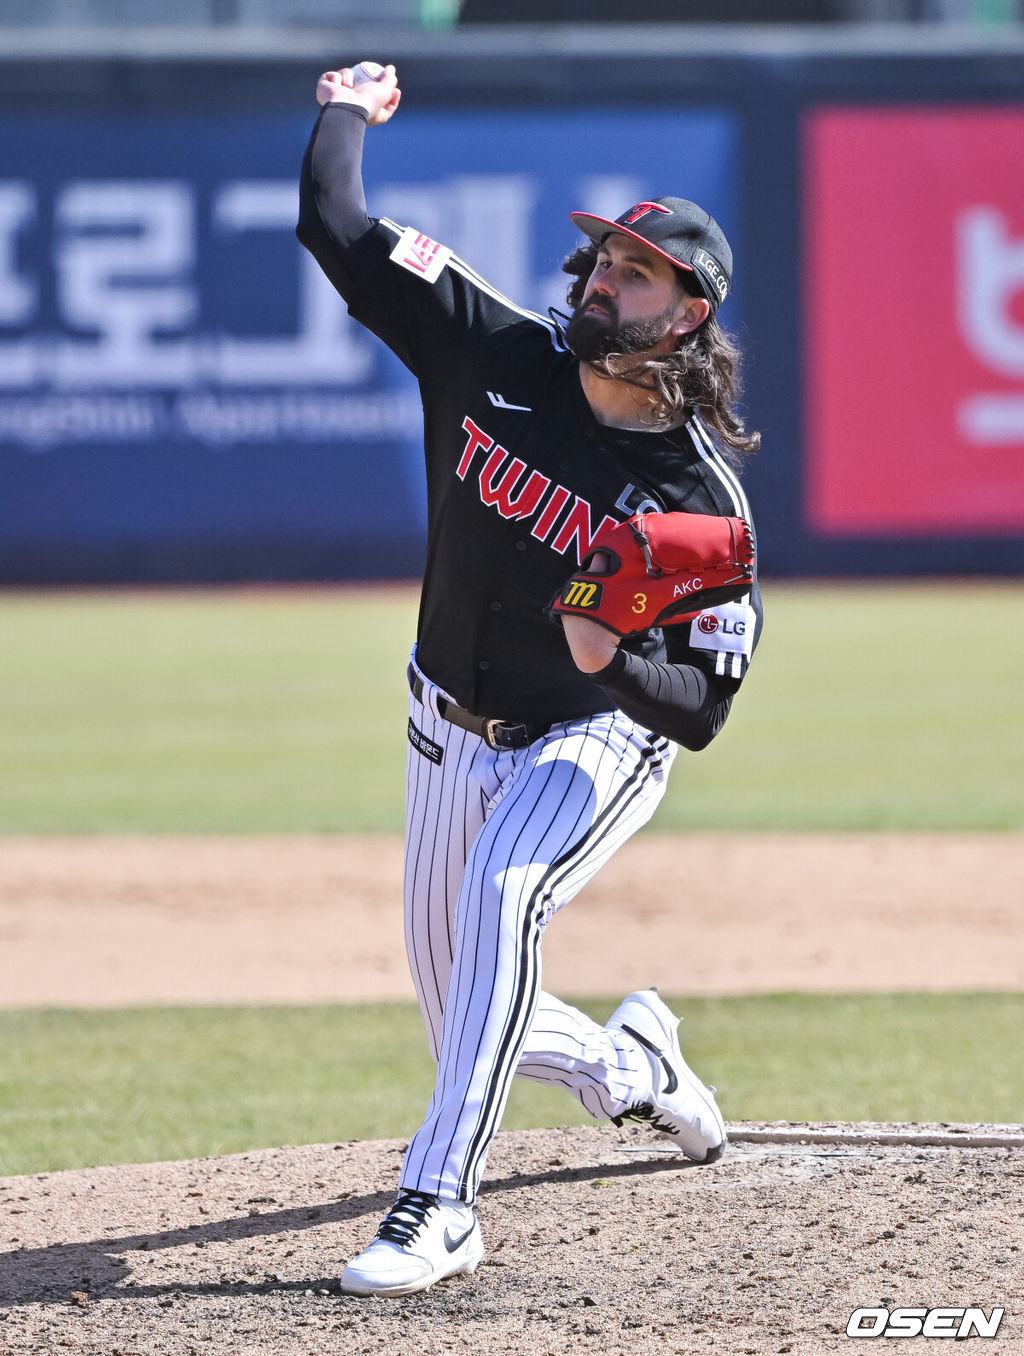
left=399, top=655, right=677, bottom=1204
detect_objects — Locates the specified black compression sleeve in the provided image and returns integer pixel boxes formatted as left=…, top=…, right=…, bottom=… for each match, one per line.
left=296, top=103, right=373, bottom=291
left=588, top=647, right=735, bottom=751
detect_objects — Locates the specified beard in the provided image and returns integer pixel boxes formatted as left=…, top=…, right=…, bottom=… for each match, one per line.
left=564, top=297, right=676, bottom=363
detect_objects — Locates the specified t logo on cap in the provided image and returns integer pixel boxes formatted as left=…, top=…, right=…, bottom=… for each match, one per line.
left=622, top=202, right=673, bottom=226
left=570, top=195, right=733, bottom=312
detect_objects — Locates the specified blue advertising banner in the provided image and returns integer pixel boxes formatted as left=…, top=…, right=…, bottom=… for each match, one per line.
left=0, top=108, right=738, bottom=582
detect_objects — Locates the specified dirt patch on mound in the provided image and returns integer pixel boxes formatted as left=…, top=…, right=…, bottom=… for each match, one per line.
left=2, top=1124, right=1021, bottom=1355
left=2, top=833, right=1022, bottom=1006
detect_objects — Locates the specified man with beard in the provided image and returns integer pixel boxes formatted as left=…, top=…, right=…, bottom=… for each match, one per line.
left=297, top=62, right=764, bottom=1298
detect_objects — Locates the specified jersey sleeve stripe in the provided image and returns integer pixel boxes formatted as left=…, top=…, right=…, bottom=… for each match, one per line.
left=376, top=216, right=563, bottom=349
left=685, top=415, right=752, bottom=523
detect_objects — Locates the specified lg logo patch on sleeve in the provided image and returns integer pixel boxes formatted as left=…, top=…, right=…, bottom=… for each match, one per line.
left=687, top=598, right=755, bottom=680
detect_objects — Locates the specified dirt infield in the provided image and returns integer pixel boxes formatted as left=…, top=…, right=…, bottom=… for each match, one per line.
left=2, top=832, right=1023, bottom=1006
left=1, top=832, right=1021, bottom=1353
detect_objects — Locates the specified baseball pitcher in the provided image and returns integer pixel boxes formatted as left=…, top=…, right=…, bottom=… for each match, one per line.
left=297, top=60, right=764, bottom=1297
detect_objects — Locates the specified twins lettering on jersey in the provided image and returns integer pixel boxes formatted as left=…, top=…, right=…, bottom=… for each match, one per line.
left=458, top=416, right=618, bottom=565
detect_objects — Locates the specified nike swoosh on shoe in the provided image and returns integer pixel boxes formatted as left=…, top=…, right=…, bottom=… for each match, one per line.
left=443, top=1224, right=476, bottom=1254
left=621, top=1022, right=678, bottom=1094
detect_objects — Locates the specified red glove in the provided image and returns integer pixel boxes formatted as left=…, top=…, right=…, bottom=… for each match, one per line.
left=552, top=512, right=754, bottom=638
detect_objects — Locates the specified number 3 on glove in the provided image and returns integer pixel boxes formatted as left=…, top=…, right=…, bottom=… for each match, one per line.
left=551, top=512, right=754, bottom=638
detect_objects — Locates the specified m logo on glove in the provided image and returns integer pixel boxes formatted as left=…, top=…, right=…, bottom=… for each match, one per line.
left=552, top=512, right=754, bottom=639
left=561, top=579, right=602, bottom=610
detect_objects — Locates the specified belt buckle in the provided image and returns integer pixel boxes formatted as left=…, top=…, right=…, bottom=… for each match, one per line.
left=482, top=718, right=507, bottom=751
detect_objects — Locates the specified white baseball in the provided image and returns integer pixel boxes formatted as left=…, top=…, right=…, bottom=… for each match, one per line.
left=352, top=61, right=385, bottom=84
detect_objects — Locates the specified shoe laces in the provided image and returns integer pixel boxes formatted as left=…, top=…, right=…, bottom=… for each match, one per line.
left=612, top=1101, right=681, bottom=1137
left=375, top=1189, right=439, bottom=1247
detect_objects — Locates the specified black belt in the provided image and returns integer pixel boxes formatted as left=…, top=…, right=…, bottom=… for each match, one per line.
left=407, top=665, right=548, bottom=751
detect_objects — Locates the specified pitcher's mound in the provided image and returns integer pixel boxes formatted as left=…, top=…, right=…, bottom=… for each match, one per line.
left=1, top=1122, right=1020, bottom=1354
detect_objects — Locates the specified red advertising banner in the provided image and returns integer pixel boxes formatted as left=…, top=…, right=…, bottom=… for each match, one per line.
left=804, top=108, right=1024, bottom=537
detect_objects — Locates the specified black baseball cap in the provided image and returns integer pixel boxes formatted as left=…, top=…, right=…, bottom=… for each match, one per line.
left=569, top=197, right=732, bottom=311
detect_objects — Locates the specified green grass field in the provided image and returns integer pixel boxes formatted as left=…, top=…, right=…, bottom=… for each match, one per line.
left=1, top=584, right=1020, bottom=1175
left=1, top=994, right=1021, bottom=1177
left=1, top=581, right=1021, bottom=832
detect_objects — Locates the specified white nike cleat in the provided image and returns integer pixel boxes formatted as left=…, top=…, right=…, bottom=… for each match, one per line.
left=339, top=1189, right=484, bottom=1297
left=607, top=987, right=727, bottom=1163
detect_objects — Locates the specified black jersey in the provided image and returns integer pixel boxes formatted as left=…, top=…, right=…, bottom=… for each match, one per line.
left=298, top=104, right=763, bottom=735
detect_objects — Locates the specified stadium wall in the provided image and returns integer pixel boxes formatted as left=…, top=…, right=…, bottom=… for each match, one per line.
left=1, top=32, right=1022, bottom=582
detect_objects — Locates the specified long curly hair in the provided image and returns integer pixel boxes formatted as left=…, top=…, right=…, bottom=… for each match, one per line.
left=562, top=243, right=761, bottom=459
